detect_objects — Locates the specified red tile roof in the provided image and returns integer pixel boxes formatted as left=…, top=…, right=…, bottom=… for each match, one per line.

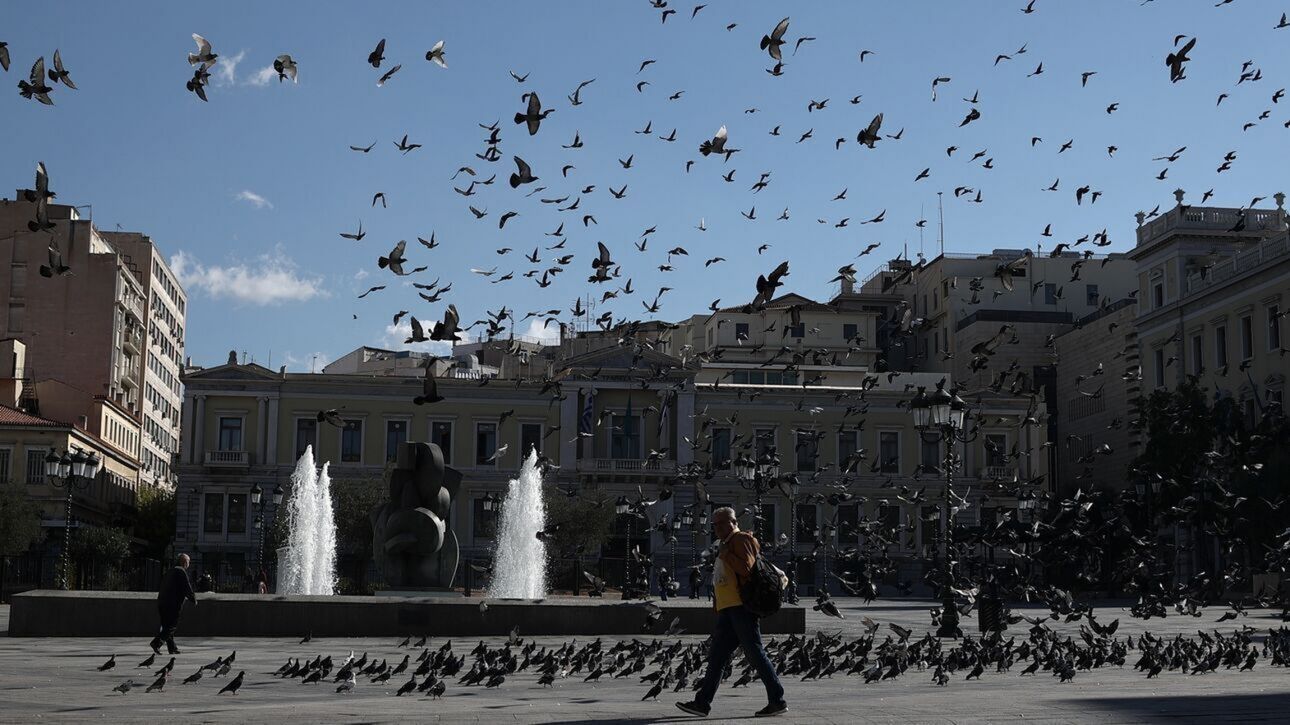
left=0, top=404, right=65, bottom=428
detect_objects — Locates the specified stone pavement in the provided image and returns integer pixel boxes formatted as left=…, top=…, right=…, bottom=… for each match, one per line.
left=1, top=600, right=1288, bottom=724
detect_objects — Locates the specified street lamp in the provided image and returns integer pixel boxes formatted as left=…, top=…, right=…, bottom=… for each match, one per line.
left=779, top=475, right=802, bottom=604
left=735, top=448, right=781, bottom=542
left=614, top=496, right=636, bottom=598
left=910, top=381, right=974, bottom=638
left=45, top=447, right=103, bottom=590
left=249, top=483, right=285, bottom=582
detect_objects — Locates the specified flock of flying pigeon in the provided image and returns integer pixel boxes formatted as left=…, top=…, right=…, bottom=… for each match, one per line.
left=9, top=0, right=1290, bottom=708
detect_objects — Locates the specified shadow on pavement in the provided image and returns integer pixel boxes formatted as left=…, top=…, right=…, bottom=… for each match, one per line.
left=1062, top=691, right=1290, bottom=722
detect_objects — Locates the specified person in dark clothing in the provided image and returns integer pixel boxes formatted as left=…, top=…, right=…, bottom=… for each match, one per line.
left=149, top=554, right=197, bottom=655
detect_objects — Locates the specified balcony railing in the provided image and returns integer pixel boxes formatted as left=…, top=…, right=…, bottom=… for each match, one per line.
left=204, top=450, right=250, bottom=467
left=1137, top=205, right=1285, bottom=246
left=981, top=466, right=1015, bottom=482
left=1183, top=235, right=1289, bottom=297
left=576, top=458, right=677, bottom=474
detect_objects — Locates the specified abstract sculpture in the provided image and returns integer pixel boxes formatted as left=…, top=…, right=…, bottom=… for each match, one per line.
left=371, top=441, right=463, bottom=589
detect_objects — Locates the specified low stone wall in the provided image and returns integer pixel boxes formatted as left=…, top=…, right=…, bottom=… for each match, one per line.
left=7, top=590, right=805, bottom=637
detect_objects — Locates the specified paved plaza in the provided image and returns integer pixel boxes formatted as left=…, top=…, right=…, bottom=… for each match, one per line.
left=1, top=599, right=1288, bottom=723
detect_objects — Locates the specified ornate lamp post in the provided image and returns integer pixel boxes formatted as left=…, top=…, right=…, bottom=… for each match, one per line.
left=781, top=476, right=801, bottom=604
left=910, top=381, right=973, bottom=638
left=734, top=449, right=781, bottom=542
left=615, top=495, right=633, bottom=598
left=45, top=448, right=103, bottom=590
left=250, top=482, right=285, bottom=579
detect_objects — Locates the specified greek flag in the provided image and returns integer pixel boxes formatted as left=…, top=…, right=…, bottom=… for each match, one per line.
left=579, top=388, right=596, bottom=435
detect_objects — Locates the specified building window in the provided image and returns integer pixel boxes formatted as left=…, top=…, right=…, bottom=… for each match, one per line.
left=1154, top=349, right=1165, bottom=387
left=878, top=505, right=901, bottom=539
left=203, top=492, right=224, bottom=534
left=0, top=449, right=10, bottom=484
left=25, top=449, right=44, bottom=485
left=520, top=422, right=542, bottom=459
left=795, top=430, right=817, bottom=472
left=431, top=421, right=453, bottom=464
left=787, top=323, right=805, bottom=338
left=1153, top=283, right=1164, bottom=309
left=1086, top=284, right=1099, bottom=306
left=842, top=323, right=858, bottom=342
left=472, top=497, right=497, bottom=542
left=734, top=322, right=749, bottom=342
left=294, top=417, right=316, bottom=461
left=879, top=432, right=900, bottom=474
left=837, top=430, right=859, bottom=471
left=711, top=427, right=732, bottom=469
left=1269, top=306, right=1283, bottom=351
left=1044, top=284, right=1057, bottom=305
left=475, top=422, right=498, bottom=465
left=217, top=416, right=243, bottom=451
left=795, top=503, right=817, bottom=544
left=610, top=414, right=641, bottom=459
left=754, top=428, right=776, bottom=457
left=985, top=434, right=1008, bottom=469
left=226, top=493, right=247, bottom=534
left=837, top=504, right=859, bottom=545
left=1215, top=326, right=1228, bottom=368
left=385, top=419, right=408, bottom=462
left=1191, top=335, right=1203, bottom=374
left=920, top=437, right=941, bottom=473
left=340, top=419, right=363, bottom=463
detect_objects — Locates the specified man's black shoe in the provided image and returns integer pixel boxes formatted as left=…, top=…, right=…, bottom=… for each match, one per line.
left=150, top=641, right=162, bottom=655
left=676, top=701, right=710, bottom=717
left=755, top=701, right=787, bottom=717
left=168, top=649, right=182, bottom=655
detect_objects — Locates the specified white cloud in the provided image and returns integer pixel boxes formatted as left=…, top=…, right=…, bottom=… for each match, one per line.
left=245, top=66, right=277, bottom=87
left=522, top=317, right=562, bottom=345
left=170, top=248, right=324, bottom=305
left=234, top=190, right=273, bottom=209
left=381, top=321, right=453, bottom=356
left=283, top=351, right=331, bottom=373
left=213, top=50, right=246, bottom=86
left=353, top=268, right=369, bottom=281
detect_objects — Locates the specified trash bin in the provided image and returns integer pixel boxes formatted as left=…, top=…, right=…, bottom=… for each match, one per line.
left=978, top=595, right=1006, bottom=633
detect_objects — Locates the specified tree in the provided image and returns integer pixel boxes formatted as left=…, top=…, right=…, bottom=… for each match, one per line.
left=329, top=470, right=389, bottom=593
left=541, top=486, right=618, bottom=592
left=132, top=486, right=176, bottom=558
left=68, top=525, right=131, bottom=565
left=0, top=487, right=44, bottom=556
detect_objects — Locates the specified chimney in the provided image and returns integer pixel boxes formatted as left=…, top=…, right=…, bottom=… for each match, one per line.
left=840, top=277, right=854, bottom=295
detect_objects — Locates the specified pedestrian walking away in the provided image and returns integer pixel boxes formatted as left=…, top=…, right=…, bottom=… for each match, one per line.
left=149, top=554, right=197, bottom=655
left=677, top=506, right=787, bottom=718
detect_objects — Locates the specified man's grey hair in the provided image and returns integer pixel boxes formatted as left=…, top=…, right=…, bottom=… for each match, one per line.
left=177, top=553, right=190, bottom=567
left=713, top=506, right=737, bottom=523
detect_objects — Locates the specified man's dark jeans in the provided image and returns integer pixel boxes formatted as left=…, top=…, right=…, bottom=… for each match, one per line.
left=149, top=607, right=181, bottom=653
left=694, top=605, right=785, bottom=707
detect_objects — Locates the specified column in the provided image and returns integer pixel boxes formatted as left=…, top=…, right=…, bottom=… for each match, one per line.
left=256, top=397, right=268, bottom=464
left=266, top=398, right=280, bottom=465
left=559, top=391, right=578, bottom=472
left=675, top=390, right=695, bottom=466
left=192, top=395, right=206, bottom=464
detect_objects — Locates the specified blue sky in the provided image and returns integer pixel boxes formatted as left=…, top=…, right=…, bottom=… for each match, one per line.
left=4, top=0, right=1289, bottom=370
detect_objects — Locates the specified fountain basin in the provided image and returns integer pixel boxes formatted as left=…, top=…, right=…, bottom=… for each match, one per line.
left=8, top=590, right=805, bottom=637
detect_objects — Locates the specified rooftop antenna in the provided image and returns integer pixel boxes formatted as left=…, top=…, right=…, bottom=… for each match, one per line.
left=919, top=202, right=925, bottom=256
left=310, top=354, right=318, bottom=374
left=937, top=192, right=945, bottom=256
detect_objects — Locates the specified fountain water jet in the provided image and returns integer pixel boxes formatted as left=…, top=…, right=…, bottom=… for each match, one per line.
left=278, top=446, right=337, bottom=595
left=488, top=450, right=548, bottom=599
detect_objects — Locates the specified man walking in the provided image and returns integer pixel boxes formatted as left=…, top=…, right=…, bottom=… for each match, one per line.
left=677, top=507, right=787, bottom=717
left=149, top=554, right=197, bottom=655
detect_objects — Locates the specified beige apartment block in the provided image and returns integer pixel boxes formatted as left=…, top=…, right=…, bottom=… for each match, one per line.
left=1132, top=191, right=1288, bottom=417
left=0, top=192, right=186, bottom=497
left=1053, top=300, right=1140, bottom=496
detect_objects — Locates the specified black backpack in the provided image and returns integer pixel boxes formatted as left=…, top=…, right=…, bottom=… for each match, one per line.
left=739, top=555, right=785, bottom=618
